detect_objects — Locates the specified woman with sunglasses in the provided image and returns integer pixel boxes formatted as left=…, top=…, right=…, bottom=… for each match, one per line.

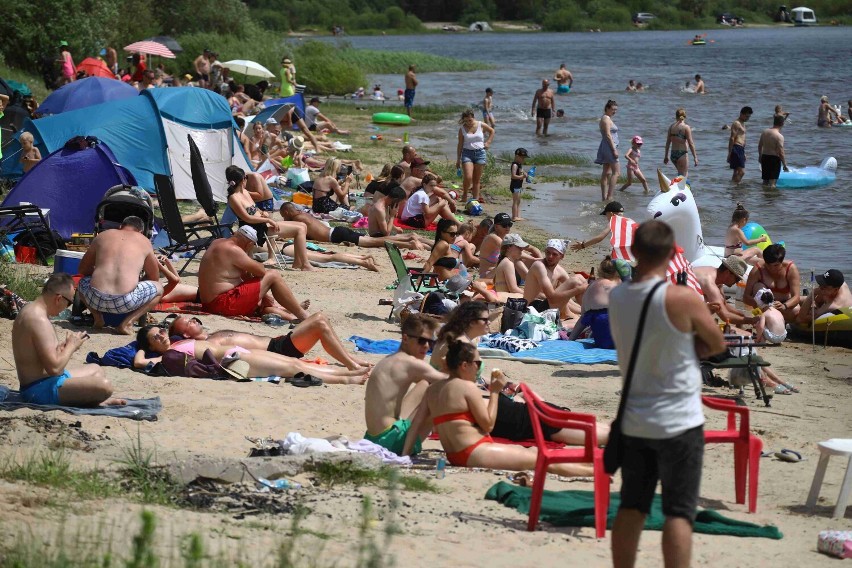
left=422, top=219, right=461, bottom=273
left=405, top=341, right=593, bottom=475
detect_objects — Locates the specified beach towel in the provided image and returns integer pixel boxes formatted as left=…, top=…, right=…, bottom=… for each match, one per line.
left=274, top=253, right=358, bottom=269
left=668, top=245, right=703, bottom=295
left=0, top=385, right=161, bottom=421
left=609, top=215, right=638, bottom=262
left=394, top=218, right=438, bottom=232
left=485, top=481, right=783, bottom=539
left=348, top=336, right=402, bottom=355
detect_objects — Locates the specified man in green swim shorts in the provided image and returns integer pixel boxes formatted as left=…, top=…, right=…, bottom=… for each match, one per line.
left=363, top=315, right=447, bottom=456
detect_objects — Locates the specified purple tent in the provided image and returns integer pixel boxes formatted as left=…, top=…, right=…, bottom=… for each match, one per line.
left=1, top=140, right=136, bottom=238
left=38, top=77, right=139, bottom=116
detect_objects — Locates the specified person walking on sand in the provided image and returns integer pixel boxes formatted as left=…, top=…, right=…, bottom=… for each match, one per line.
left=531, top=79, right=555, bottom=136
left=12, top=273, right=125, bottom=407
left=663, top=108, right=698, bottom=178
left=404, top=65, right=418, bottom=117
left=727, top=106, right=752, bottom=184
left=757, top=115, right=789, bottom=189
left=554, top=63, right=573, bottom=94
left=610, top=220, right=725, bottom=568
left=456, top=109, right=494, bottom=203
left=595, top=100, right=620, bottom=201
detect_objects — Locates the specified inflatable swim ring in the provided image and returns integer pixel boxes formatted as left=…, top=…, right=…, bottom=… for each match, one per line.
left=777, top=156, right=837, bottom=189
left=372, top=113, right=411, bottom=126
left=790, top=307, right=852, bottom=347
left=741, top=222, right=772, bottom=251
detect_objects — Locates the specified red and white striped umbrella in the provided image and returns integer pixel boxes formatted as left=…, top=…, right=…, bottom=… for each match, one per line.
left=124, top=41, right=176, bottom=59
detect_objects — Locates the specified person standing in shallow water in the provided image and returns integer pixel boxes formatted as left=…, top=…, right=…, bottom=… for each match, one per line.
left=531, top=79, right=554, bottom=136
left=404, top=65, right=418, bottom=118
left=595, top=99, right=620, bottom=201
left=663, top=108, right=698, bottom=178
left=727, top=106, right=752, bottom=184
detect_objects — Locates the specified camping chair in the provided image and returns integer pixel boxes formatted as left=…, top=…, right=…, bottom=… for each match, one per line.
left=384, top=241, right=439, bottom=319
left=153, top=174, right=227, bottom=275
left=520, top=384, right=610, bottom=538
left=188, top=134, right=227, bottom=235
left=702, top=396, right=762, bottom=513
left=0, top=204, right=60, bottom=265
left=700, top=335, right=777, bottom=407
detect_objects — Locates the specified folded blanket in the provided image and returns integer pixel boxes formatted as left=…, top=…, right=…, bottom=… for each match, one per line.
left=0, top=385, right=161, bottom=421
left=485, top=481, right=782, bottom=539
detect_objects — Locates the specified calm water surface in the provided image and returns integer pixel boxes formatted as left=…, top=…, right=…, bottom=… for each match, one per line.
left=336, top=28, right=852, bottom=274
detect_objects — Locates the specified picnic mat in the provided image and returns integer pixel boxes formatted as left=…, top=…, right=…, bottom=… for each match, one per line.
left=0, top=386, right=162, bottom=421
left=485, top=481, right=783, bottom=539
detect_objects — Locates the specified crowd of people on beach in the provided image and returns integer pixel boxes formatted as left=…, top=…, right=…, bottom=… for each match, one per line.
left=5, top=41, right=852, bottom=567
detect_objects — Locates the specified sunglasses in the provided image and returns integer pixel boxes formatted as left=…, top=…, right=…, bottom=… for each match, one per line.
left=409, top=335, right=436, bottom=348
left=474, top=317, right=489, bottom=323
left=445, top=231, right=459, bottom=237
left=469, top=360, right=483, bottom=368
left=59, top=293, right=74, bottom=305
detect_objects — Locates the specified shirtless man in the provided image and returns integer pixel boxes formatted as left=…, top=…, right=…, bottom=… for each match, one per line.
left=367, top=185, right=430, bottom=247
left=166, top=313, right=371, bottom=371
left=817, top=95, right=842, bottom=127
left=693, top=256, right=758, bottom=327
left=568, top=257, right=622, bottom=347
left=398, top=145, right=417, bottom=172
left=757, top=115, right=789, bottom=189
left=693, top=74, right=705, bottom=94
left=12, top=274, right=124, bottom=407
left=523, top=239, right=588, bottom=319
left=194, top=48, right=210, bottom=89
left=197, top=226, right=310, bottom=320
left=727, top=106, right=752, bottom=184
left=400, top=157, right=429, bottom=194
left=743, top=243, right=801, bottom=323
left=554, top=63, right=573, bottom=95
left=279, top=202, right=420, bottom=253
left=78, top=216, right=163, bottom=335
left=531, top=79, right=555, bottom=136
left=797, top=269, right=852, bottom=325
left=363, top=315, right=447, bottom=455
left=404, top=65, right=418, bottom=117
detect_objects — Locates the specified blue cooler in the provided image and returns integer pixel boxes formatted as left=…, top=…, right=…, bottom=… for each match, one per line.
left=54, top=250, right=85, bottom=275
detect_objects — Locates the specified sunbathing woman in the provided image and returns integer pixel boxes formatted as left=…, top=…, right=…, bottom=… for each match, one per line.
left=422, top=219, right=460, bottom=273
left=405, top=340, right=594, bottom=475
left=133, top=325, right=367, bottom=384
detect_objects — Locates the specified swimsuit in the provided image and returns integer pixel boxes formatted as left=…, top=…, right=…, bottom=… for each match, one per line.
left=729, top=144, right=746, bottom=169
left=267, top=333, right=304, bottom=358
left=627, top=148, right=641, bottom=173
left=556, top=84, right=570, bottom=94
left=20, top=370, right=71, bottom=405
left=670, top=149, right=687, bottom=162
left=509, top=162, right=524, bottom=192
left=595, top=122, right=619, bottom=165
left=760, top=154, right=782, bottom=181
left=404, top=88, right=415, bottom=108
left=536, top=108, right=552, bottom=119
left=172, top=339, right=249, bottom=361
left=579, top=308, right=614, bottom=349
left=758, top=263, right=792, bottom=300
left=329, top=225, right=364, bottom=245
left=78, top=277, right=159, bottom=315
left=432, top=411, right=493, bottom=467
left=364, top=418, right=422, bottom=456
left=201, top=278, right=262, bottom=317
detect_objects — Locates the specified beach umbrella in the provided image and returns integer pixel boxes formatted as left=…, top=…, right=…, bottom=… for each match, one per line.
left=222, top=60, right=275, bottom=79
left=76, top=57, right=115, bottom=79
left=124, top=41, right=175, bottom=59
left=142, top=36, right=183, bottom=54
left=38, top=77, right=138, bottom=116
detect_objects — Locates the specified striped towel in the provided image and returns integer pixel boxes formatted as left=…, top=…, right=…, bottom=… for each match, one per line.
left=667, top=246, right=703, bottom=294
left=609, top=215, right=638, bottom=261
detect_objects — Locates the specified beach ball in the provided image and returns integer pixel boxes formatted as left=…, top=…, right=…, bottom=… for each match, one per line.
left=742, top=222, right=772, bottom=250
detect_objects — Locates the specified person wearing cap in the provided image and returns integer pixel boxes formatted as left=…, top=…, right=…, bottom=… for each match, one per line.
left=304, top=97, right=349, bottom=135
left=797, top=269, right=852, bottom=324
left=194, top=49, right=210, bottom=89
left=523, top=238, right=587, bottom=319
left=279, top=57, right=296, bottom=97
left=664, top=108, right=698, bottom=178
left=198, top=226, right=310, bottom=321
left=570, top=201, right=628, bottom=254
left=693, top=256, right=759, bottom=327
left=743, top=243, right=801, bottom=322
left=509, top=147, right=529, bottom=221
left=492, top=233, right=530, bottom=295
left=57, top=41, right=76, bottom=86
left=620, top=135, right=650, bottom=193
left=401, top=156, right=431, bottom=194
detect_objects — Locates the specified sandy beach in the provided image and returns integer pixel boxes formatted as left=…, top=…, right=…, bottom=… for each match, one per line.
left=1, top=109, right=850, bottom=567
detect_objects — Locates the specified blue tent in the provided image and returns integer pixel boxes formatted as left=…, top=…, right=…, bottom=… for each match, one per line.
left=38, top=77, right=139, bottom=116
left=252, top=93, right=305, bottom=128
left=1, top=88, right=251, bottom=200
left=1, top=141, right=136, bottom=238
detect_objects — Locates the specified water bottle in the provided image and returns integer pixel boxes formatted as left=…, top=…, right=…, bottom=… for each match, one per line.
left=526, top=166, right=536, bottom=182
left=256, top=477, right=301, bottom=491
left=435, top=457, right=446, bottom=479
left=456, top=167, right=462, bottom=178
left=403, top=131, right=409, bottom=144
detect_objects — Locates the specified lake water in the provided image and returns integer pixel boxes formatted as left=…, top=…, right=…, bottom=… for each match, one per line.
left=337, top=27, right=852, bottom=275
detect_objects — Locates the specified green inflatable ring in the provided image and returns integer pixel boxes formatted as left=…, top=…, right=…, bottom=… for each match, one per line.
left=372, top=112, right=411, bottom=126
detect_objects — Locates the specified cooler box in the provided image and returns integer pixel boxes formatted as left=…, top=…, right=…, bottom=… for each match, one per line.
left=54, top=250, right=86, bottom=274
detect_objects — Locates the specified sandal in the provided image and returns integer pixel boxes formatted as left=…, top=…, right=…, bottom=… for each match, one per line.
left=782, top=383, right=800, bottom=393
left=773, top=384, right=793, bottom=395
left=774, top=449, right=804, bottom=462
left=286, top=372, right=323, bottom=388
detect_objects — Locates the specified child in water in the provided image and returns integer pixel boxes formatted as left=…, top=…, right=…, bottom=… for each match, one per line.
left=619, top=135, right=649, bottom=193
left=724, top=203, right=767, bottom=265
left=481, top=88, right=495, bottom=128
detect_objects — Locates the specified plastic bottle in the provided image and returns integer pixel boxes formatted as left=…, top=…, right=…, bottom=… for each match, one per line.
left=588, top=267, right=596, bottom=281
left=456, top=167, right=462, bottom=178
left=435, top=457, right=446, bottom=479
left=526, top=166, right=536, bottom=182
left=256, top=477, right=301, bottom=491
left=403, top=131, right=410, bottom=144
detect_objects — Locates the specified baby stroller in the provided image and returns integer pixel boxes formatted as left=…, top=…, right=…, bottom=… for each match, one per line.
left=94, top=185, right=155, bottom=238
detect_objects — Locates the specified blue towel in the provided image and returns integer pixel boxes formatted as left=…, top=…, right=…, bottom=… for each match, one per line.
left=87, top=342, right=139, bottom=368
left=348, top=336, right=401, bottom=355
left=0, top=385, right=161, bottom=421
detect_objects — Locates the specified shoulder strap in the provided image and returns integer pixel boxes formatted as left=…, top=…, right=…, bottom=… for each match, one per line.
left=613, top=280, right=666, bottom=422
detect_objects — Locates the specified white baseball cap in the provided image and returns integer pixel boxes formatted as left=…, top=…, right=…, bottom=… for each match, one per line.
left=236, top=225, right=258, bottom=244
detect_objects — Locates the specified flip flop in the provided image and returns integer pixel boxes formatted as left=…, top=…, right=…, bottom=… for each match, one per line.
left=774, top=385, right=793, bottom=395
left=286, top=373, right=323, bottom=388
left=774, top=449, right=804, bottom=462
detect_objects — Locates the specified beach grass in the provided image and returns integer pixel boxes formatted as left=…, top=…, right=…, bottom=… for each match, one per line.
left=116, top=428, right=183, bottom=507
left=0, top=60, right=50, bottom=102
left=0, top=259, right=45, bottom=301
left=308, top=460, right=437, bottom=492
left=496, top=151, right=592, bottom=167
left=0, top=450, right=117, bottom=502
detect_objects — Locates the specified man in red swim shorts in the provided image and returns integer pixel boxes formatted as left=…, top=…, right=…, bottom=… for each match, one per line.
left=198, top=226, right=310, bottom=321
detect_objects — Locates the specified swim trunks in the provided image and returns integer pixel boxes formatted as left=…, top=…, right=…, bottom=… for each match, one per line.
left=670, top=149, right=688, bottom=162
left=267, top=333, right=304, bottom=358
left=78, top=277, right=160, bottom=314
left=536, top=108, right=552, bottom=120
left=404, top=88, right=415, bottom=108
left=579, top=308, right=614, bottom=349
left=760, top=154, right=782, bottom=181
left=481, top=110, right=493, bottom=121
left=20, top=370, right=71, bottom=405
left=329, top=225, right=364, bottom=245
left=364, top=418, right=422, bottom=456
left=257, top=198, right=274, bottom=212
left=490, top=395, right=562, bottom=441
left=201, top=278, right=262, bottom=317
left=729, top=144, right=746, bottom=169
left=556, top=84, right=570, bottom=94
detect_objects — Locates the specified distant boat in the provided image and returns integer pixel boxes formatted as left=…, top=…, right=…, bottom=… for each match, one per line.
left=690, top=38, right=706, bottom=45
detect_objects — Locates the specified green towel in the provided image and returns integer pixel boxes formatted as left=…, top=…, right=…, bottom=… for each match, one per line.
left=485, top=481, right=782, bottom=539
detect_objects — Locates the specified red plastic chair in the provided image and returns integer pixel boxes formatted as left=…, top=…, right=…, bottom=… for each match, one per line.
left=702, top=396, right=762, bottom=513
left=520, top=384, right=611, bottom=537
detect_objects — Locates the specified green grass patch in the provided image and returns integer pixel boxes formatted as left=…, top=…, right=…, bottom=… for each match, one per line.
left=0, top=259, right=45, bottom=301
left=496, top=151, right=591, bottom=167
left=0, top=61, right=50, bottom=102
left=308, top=460, right=437, bottom=492
left=0, top=450, right=117, bottom=501
left=116, top=428, right=183, bottom=507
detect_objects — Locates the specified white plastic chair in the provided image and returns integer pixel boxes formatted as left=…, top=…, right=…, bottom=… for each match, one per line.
left=806, top=439, right=852, bottom=518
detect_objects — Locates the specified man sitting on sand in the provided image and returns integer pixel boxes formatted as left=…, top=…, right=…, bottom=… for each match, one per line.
left=166, top=313, right=372, bottom=372
left=693, top=256, right=759, bottom=328
left=279, top=202, right=425, bottom=252
left=12, top=274, right=125, bottom=407
left=797, top=269, right=852, bottom=324
left=523, top=239, right=587, bottom=319
left=78, top=216, right=163, bottom=335
left=198, top=226, right=310, bottom=321
left=364, top=315, right=447, bottom=456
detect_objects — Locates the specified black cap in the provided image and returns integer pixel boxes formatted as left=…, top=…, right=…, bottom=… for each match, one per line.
left=816, top=269, right=844, bottom=288
left=515, top=147, right=529, bottom=157
left=494, top=212, right=513, bottom=227
left=600, top=201, right=624, bottom=215
left=309, top=97, right=320, bottom=104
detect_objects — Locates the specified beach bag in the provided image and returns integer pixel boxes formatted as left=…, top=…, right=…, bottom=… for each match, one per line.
left=465, top=199, right=483, bottom=216
left=604, top=281, right=665, bottom=475
left=500, top=297, right=527, bottom=333
left=818, top=531, right=852, bottom=559
left=161, top=348, right=227, bottom=379
left=517, top=312, right=559, bottom=341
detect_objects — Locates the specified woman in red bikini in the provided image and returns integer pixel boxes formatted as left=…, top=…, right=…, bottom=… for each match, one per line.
left=743, top=243, right=801, bottom=322
left=408, top=341, right=592, bottom=476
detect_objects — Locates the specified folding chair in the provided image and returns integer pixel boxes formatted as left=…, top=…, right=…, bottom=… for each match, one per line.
left=0, top=204, right=60, bottom=265
left=520, top=384, right=611, bottom=538
left=701, top=335, right=777, bottom=407
left=384, top=241, right=439, bottom=319
left=188, top=134, right=227, bottom=235
left=703, top=396, right=763, bottom=513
